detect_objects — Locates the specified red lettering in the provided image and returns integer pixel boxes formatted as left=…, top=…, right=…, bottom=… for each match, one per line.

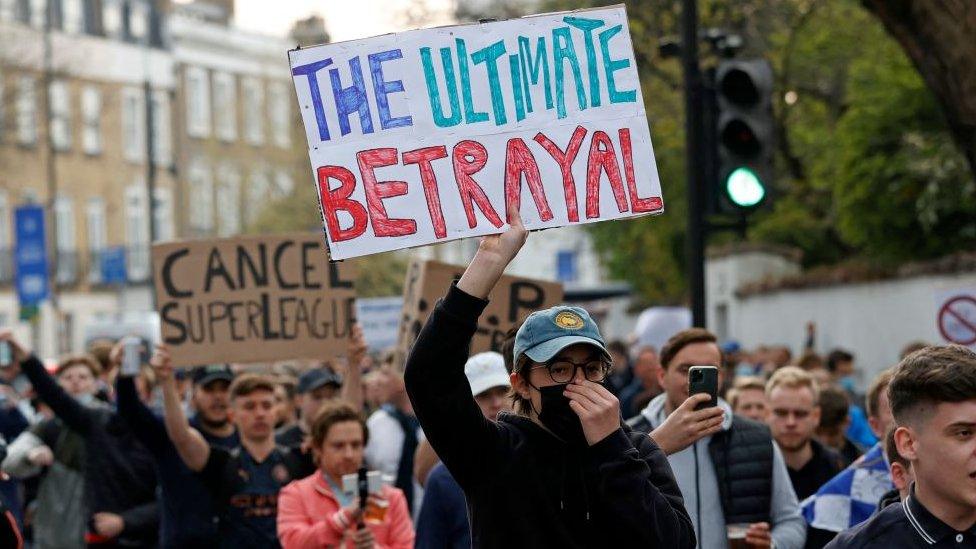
left=451, top=140, right=503, bottom=229
left=534, top=126, right=586, bottom=222
left=402, top=146, right=449, bottom=239
left=585, top=131, right=629, bottom=219
left=357, top=148, right=417, bottom=237
left=316, top=165, right=368, bottom=242
left=619, top=128, right=663, bottom=213
left=504, top=138, right=554, bottom=222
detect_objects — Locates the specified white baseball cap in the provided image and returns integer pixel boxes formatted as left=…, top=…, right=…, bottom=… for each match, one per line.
left=464, top=352, right=510, bottom=397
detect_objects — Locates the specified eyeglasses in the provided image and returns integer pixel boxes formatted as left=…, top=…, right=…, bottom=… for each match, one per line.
left=528, top=357, right=611, bottom=384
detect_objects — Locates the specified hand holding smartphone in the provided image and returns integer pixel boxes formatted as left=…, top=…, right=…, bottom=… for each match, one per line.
left=120, top=337, right=142, bottom=377
left=0, top=341, right=12, bottom=369
left=688, top=366, right=719, bottom=411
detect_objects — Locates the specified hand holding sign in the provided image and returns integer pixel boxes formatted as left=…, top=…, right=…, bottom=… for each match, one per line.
left=149, top=344, right=175, bottom=384
left=458, top=203, right=528, bottom=300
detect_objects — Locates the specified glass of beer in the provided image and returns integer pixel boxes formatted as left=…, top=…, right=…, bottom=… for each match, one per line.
left=364, top=496, right=389, bottom=524
left=727, top=523, right=750, bottom=549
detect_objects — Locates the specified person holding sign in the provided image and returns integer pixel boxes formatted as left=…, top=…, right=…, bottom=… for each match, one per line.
left=403, top=206, right=695, bottom=548
left=277, top=402, right=415, bottom=548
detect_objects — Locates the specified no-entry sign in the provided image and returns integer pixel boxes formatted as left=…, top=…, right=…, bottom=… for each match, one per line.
left=937, top=294, right=976, bottom=346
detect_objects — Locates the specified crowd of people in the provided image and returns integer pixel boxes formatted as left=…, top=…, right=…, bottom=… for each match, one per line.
left=0, top=212, right=972, bottom=548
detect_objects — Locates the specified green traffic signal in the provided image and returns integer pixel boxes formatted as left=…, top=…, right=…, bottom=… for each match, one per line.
left=725, top=167, right=766, bottom=207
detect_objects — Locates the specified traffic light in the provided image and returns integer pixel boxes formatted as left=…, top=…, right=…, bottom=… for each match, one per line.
left=712, top=58, right=774, bottom=213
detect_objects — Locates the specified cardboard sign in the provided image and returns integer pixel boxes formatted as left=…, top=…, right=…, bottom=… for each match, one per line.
left=396, top=259, right=564, bottom=359
left=152, top=234, right=357, bottom=367
left=289, top=5, right=663, bottom=260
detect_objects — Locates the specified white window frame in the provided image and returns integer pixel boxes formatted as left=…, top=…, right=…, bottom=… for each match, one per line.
left=273, top=169, right=294, bottom=198
left=0, top=190, right=9, bottom=250
left=54, top=196, right=76, bottom=252
left=188, top=160, right=214, bottom=233
left=128, top=0, right=147, bottom=40
left=185, top=66, right=211, bottom=138
left=17, top=76, right=37, bottom=146
left=62, top=0, right=84, bottom=33
left=121, top=86, right=145, bottom=162
left=270, top=81, right=290, bottom=148
left=50, top=79, right=71, bottom=151
left=86, top=196, right=107, bottom=282
left=125, top=183, right=150, bottom=281
left=213, top=71, right=237, bottom=142
left=242, top=77, right=265, bottom=145
left=102, top=0, right=122, bottom=37
left=216, top=165, right=241, bottom=236
left=81, top=86, right=102, bottom=155
left=152, top=90, right=172, bottom=166
left=153, top=187, right=174, bottom=241
left=29, top=0, right=44, bottom=29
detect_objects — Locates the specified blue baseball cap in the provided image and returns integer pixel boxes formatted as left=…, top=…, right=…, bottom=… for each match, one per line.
left=514, top=306, right=608, bottom=366
left=297, top=368, right=342, bottom=394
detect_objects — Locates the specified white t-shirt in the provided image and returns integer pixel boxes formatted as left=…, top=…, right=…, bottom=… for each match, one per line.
left=364, top=407, right=424, bottom=513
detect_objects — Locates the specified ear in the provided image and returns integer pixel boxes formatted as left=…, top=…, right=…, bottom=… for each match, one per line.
left=811, top=405, right=821, bottom=426
left=890, top=462, right=910, bottom=492
left=894, top=425, right=917, bottom=461
left=656, top=365, right=666, bottom=388
left=510, top=372, right=531, bottom=399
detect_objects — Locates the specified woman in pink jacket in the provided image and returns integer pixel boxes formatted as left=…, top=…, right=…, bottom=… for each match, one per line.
left=277, top=402, right=415, bottom=549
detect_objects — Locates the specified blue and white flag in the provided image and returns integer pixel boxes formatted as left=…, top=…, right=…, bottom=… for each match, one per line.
left=801, top=443, right=894, bottom=532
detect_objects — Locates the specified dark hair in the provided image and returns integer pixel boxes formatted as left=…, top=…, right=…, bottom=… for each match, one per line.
left=899, top=341, right=929, bottom=360
left=826, top=349, right=854, bottom=373
left=883, top=427, right=908, bottom=469
left=502, top=324, right=533, bottom=416
left=797, top=352, right=824, bottom=371
left=501, top=326, right=519, bottom=374
left=818, top=386, right=851, bottom=429
left=866, top=367, right=895, bottom=419
left=659, top=328, right=719, bottom=370
left=888, top=345, right=976, bottom=425
left=310, top=401, right=369, bottom=448
left=56, top=354, right=101, bottom=378
left=229, top=374, right=277, bottom=401
left=276, top=376, right=298, bottom=400
left=606, top=340, right=628, bottom=358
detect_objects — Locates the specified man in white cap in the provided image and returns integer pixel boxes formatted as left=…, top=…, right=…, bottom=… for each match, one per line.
left=415, top=352, right=511, bottom=549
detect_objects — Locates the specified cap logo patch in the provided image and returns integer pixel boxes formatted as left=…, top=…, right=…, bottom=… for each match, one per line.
left=554, top=311, right=584, bottom=330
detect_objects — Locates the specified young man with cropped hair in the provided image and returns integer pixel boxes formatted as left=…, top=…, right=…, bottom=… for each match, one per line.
left=729, top=376, right=768, bottom=422
left=828, top=345, right=976, bottom=547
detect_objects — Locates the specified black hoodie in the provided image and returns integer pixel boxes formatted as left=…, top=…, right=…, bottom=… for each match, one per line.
left=404, top=284, right=696, bottom=548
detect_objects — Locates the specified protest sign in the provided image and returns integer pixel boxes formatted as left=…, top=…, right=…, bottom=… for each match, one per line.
left=397, top=259, right=563, bottom=359
left=356, top=296, right=404, bottom=351
left=289, top=5, right=663, bottom=260
left=152, top=234, right=356, bottom=367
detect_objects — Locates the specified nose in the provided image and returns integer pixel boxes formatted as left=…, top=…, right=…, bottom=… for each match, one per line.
left=572, top=368, right=585, bottom=384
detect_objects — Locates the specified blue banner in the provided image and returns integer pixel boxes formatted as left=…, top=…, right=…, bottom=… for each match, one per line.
left=100, top=246, right=127, bottom=285
left=15, top=205, right=49, bottom=315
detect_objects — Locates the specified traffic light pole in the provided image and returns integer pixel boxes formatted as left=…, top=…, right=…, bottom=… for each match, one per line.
left=682, top=0, right=707, bottom=328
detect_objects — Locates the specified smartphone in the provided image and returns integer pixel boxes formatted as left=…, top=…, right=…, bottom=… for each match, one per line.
left=688, top=365, right=719, bottom=411
left=0, top=341, right=11, bottom=368
left=341, top=469, right=384, bottom=497
left=121, top=337, right=142, bottom=377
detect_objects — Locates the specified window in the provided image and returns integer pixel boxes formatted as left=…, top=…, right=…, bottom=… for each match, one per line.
left=213, top=72, right=236, bottom=141
left=17, top=76, right=37, bottom=146
left=86, top=197, right=106, bottom=282
left=29, top=0, right=44, bottom=29
left=55, top=196, right=78, bottom=283
left=245, top=167, right=270, bottom=225
left=188, top=160, right=214, bottom=233
left=81, top=86, right=102, bottom=154
left=242, top=77, right=264, bottom=145
left=273, top=169, right=294, bottom=198
left=556, top=250, right=578, bottom=283
left=62, top=0, right=83, bottom=32
left=121, top=86, right=145, bottom=162
left=185, top=66, right=211, bottom=138
left=152, top=90, right=171, bottom=165
left=0, top=0, right=15, bottom=23
left=153, top=187, right=173, bottom=241
left=216, top=165, right=241, bottom=236
left=128, top=0, right=146, bottom=40
left=125, top=184, right=150, bottom=280
left=102, top=0, right=121, bottom=37
left=269, top=81, right=290, bottom=148
left=50, top=80, right=71, bottom=151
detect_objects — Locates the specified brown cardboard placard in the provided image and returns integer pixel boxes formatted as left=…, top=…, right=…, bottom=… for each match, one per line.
left=152, top=233, right=357, bottom=367
left=396, top=259, right=563, bottom=362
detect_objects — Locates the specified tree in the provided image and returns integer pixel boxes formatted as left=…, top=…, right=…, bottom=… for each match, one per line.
left=861, top=1, right=976, bottom=177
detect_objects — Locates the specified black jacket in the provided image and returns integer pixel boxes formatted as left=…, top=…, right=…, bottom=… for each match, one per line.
left=404, top=285, right=696, bottom=549
left=21, top=355, right=159, bottom=546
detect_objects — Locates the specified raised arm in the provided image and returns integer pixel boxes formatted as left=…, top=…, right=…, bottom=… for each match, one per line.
left=0, top=329, right=94, bottom=435
left=153, top=345, right=211, bottom=471
left=339, top=324, right=366, bottom=412
left=403, top=205, right=527, bottom=490
left=111, top=341, right=168, bottom=456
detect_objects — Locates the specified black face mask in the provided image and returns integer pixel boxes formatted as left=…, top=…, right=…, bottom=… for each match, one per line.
left=537, top=384, right=588, bottom=447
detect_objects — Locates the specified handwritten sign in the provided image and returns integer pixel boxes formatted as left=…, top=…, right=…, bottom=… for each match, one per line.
left=152, top=234, right=357, bottom=367
left=396, top=259, right=563, bottom=361
left=289, top=5, right=663, bottom=260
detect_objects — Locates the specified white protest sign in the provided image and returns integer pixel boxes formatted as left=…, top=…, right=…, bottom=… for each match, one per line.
left=289, top=5, right=664, bottom=260
left=355, top=296, right=404, bottom=351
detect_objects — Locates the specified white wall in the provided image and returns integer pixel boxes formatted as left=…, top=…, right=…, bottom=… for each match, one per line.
left=707, top=251, right=976, bottom=390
